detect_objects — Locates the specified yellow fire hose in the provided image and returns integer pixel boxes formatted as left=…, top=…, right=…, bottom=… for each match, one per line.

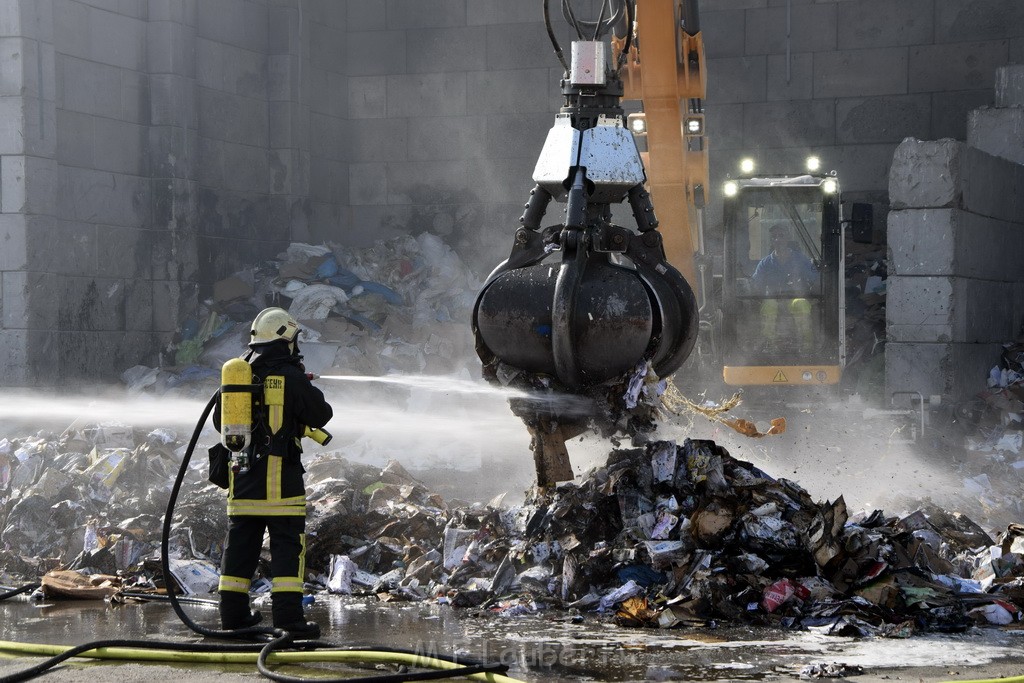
left=0, top=640, right=528, bottom=683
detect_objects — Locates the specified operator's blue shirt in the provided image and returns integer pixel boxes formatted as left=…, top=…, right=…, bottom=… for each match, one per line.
left=752, top=250, right=819, bottom=296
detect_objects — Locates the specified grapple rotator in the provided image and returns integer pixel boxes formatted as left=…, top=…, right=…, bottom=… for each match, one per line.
left=472, top=2, right=698, bottom=486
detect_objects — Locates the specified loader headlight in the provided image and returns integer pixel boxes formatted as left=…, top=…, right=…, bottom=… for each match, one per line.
left=822, top=178, right=838, bottom=194
left=806, top=156, right=821, bottom=172
left=740, top=158, right=755, bottom=174
left=684, top=115, right=704, bottom=136
left=723, top=180, right=739, bottom=197
left=627, top=113, right=647, bottom=136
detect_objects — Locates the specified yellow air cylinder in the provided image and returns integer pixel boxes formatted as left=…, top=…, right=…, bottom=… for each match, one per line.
left=220, top=358, right=252, bottom=452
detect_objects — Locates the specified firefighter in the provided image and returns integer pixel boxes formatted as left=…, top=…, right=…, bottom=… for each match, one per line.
left=214, top=307, right=333, bottom=638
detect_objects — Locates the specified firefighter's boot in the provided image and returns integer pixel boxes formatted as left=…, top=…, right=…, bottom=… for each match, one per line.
left=219, top=591, right=262, bottom=630
left=272, top=593, right=320, bottom=639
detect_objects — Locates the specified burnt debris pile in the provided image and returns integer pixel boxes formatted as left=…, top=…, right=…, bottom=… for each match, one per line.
left=4, top=427, right=1024, bottom=635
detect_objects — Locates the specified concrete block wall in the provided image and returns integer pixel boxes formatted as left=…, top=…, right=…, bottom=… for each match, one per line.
left=701, top=0, right=1024, bottom=235
left=886, top=96, right=1024, bottom=402
left=3, top=0, right=1024, bottom=385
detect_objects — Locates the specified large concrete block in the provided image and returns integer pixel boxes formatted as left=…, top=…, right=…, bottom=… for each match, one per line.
left=93, top=118, right=146, bottom=175
left=701, top=10, right=746, bottom=59
left=310, top=155, right=345, bottom=203
left=59, top=56, right=122, bottom=119
left=711, top=0, right=766, bottom=9
left=742, top=100, right=835, bottom=149
left=466, top=68, right=549, bottom=115
left=402, top=26, right=486, bottom=74
left=307, top=200, right=347, bottom=243
left=197, top=0, right=267, bottom=53
left=268, top=100, right=308, bottom=149
left=885, top=340, right=1002, bottom=403
left=146, top=19, right=195, bottom=77
left=150, top=74, right=196, bottom=128
left=309, top=21, right=344, bottom=72
left=744, top=4, right=837, bottom=55
left=467, top=0, right=537, bottom=25
left=148, top=0, right=187, bottom=23
left=909, top=41, right=1008, bottom=93
left=409, top=115, right=485, bottom=161
left=888, top=275, right=1015, bottom=344
left=386, top=0, right=465, bottom=30
left=766, top=53, right=812, bottom=102
left=3, top=155, right=57, bottom=214
left=221, top=142, right=268, bottom=193
left=706, top=56, right=766, bottom=105
left=268, top=148, right=310, bottom=195
left=485, top=23, right=551, bottom=70
left=968, top=107, right=1024, bottom=164
left=346, top=0, right=386, bottom=31
left=836, top=94, right=931, bottom=145
left=197, top=89, right=267, bottom=147
left=464, top=156, right=534, bottom=204
left=0, top=37, right=28, bottom=97
left=995, top=64, right=1024, bottom=107
left=348, top=75, right=386, bottom=119
left=326, top=71, right=347, bottom=120
left=151, top=278, right=196, bottom=333
left=148, top=126, right=198, bottom=178
left=268, top=54, right=300, bottom=102
left=346, top=117, right=407, bottom=163
left=1, top=270, right=27, bottom=327
left=57, top=166, right=150, bottom=226
left=24, top=218, right=96, bottom=275
left=55, top=0, right=91, bottom=60
left=309, top=111, right=346, bottom=160
left=90, top=7, right=145, bottom=70
left=930, top=89, right=993, bottom=140
left=124, top=280, right=154, bottom=331
left=222, top=43, right=267, bottom=99
left=822, top=144, right=894, bottom=193
left=95, top=224, right=155, bottom=279
left=388, top=72, right=467, bottom=117
left=481, top=111, right=548, bottom=159
left=0, top=330, right=29, bottom=386
left=348, top=161, right=387, bottom=206
left=935, top=0, right=1024, bottom=43
left=702, top=102, right=744, bottom=151
left=346, top=30, right=407, bottom=76
left=195, top=37, right=224, bottom=90
left=268, top=4, right=299, bottom=55
left=196, top=136, right=224, bottom=187
left=385, top=159, right=467, bottom=204
left=892, top=138, right=1024, bottom=220
left=813, top=47, right=908, bottom=98
left=838, top=0, right=932, bottom=50
left=21, top=96, right=56, bottom=157
left=888, top=209, right=1024, bottom=281
left=0, top=213, right=27, bottom=269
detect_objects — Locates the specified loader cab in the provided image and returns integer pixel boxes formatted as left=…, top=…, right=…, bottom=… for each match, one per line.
left=720, top=164, right=844, bottom=387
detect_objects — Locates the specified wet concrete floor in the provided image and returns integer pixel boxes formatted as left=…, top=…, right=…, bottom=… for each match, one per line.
left=2, top=594, right=1024, bottom=682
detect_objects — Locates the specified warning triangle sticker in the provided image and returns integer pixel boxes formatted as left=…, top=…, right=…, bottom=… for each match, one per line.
left=772, top=370, right=788, bottom=383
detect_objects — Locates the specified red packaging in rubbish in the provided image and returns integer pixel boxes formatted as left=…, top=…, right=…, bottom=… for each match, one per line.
left=761, top=578, right=795, bottom=612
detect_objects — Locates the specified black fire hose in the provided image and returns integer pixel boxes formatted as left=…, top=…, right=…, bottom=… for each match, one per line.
left=0, top=390, right=514, bottom=683
left=0, top=584, right=39, bottom=601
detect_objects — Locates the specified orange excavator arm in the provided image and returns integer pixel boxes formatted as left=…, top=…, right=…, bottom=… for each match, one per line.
left=616, top=0, right=708, bottom=295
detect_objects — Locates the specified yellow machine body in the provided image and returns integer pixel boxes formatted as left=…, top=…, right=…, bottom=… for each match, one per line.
left=220, top=358, right=253, bottom=452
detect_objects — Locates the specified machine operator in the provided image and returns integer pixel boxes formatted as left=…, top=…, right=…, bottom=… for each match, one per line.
left=752, top=224, right=819, bottom=349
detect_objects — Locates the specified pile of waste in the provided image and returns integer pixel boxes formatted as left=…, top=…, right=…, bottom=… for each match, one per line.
left=122, top=234, right=482, bottom=396
left=4, top=421, right=1024, bottom=636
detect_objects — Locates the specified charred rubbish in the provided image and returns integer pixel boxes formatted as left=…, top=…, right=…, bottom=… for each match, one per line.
left=4, top=424, right=1024, bottom=638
